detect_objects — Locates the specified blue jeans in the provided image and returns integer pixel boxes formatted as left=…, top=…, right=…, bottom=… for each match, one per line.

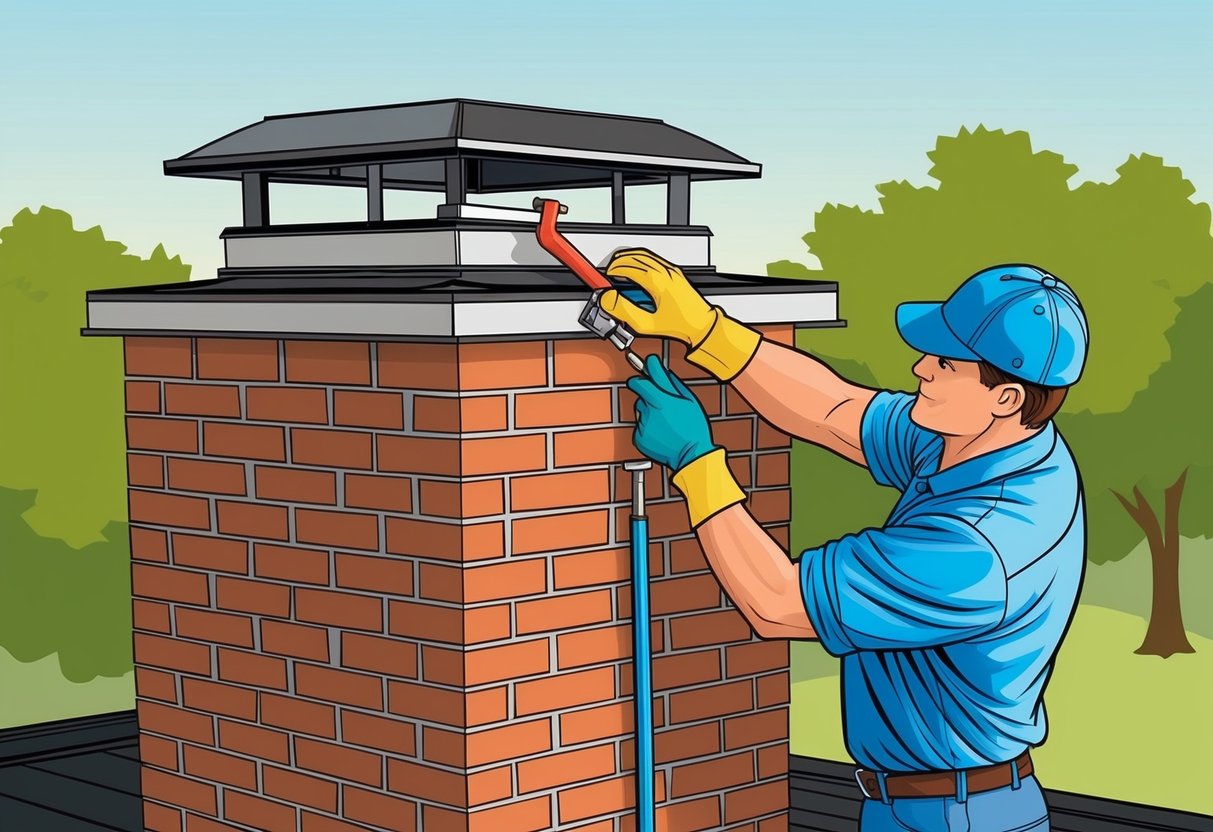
left=859, top=774, right=1050, bottom=832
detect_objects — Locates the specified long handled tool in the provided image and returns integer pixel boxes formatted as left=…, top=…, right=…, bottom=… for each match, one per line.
left=624, top=459, right=656, bottom=832
left=533, top=197, right=649, bottom=372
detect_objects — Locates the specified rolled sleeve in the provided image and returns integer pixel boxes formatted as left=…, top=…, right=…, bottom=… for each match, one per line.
left=861, top=391, right=935, bottom=492
left=800, top=515, right=1009, bottom=655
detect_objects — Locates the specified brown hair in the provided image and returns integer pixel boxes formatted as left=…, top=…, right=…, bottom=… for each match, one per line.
left=978, top=362, right=1068, bottom=429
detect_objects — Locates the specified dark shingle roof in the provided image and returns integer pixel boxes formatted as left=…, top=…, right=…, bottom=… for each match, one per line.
left=164, top=99, right=760, bottom=191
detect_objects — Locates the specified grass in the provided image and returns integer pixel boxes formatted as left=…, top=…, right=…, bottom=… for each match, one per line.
left=790, top=603, right=1213, bottom=816
left=0, top=646, right=133, bottom=730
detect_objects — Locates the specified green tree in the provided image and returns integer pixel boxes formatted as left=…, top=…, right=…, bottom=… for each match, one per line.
left=0, top=207, right=190, bottom=546
left=1062, top=285, right=1213, bottom=657
left=774, top=127, right=1212, bottom=649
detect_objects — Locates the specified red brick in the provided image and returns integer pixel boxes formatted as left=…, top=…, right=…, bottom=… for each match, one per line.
left=342, top=632, right=418, bottom=678
left=296, top=737, right=383, bottom=787
left=553, top=426, right=636, bottom=467
left=724, top=780, right=786, bottom=824
left=130, top=526, right=169, bottom=562
left=465, top=639, right=550, bottom=685
left=511, top=470, right=611, bottom=512
left=292, top=428, right=372, bottom=469
left=255, top=466, right=336, bottom=504
left=218, top=719, right=290, bottom=763
left=387, top=759, right=466, bottom=808
left=135, top=667, right=178, bottom=702
left=653, top=723, right=721, bottom=765
left=758, top=741, right=788, bottom=778
left=421, top=725, right=465, bottom=766
left=341, top=711, right=417, bottom=757
left=254, top=542, right=330, bottom=584
left=377, top=435, right=459, bottom=475
left=757, top=419, right=791, bottom=449
left=132, top=599, right=171, bottom=634
left=518, top=744, right=615, bottom=794
left=384, top=517, right=456, bottom=560
left=134, top=632, right=211, bottom=676
left=553, top=339, right=634, bottom=384
left=264, top=765, right=339, bottom=813
left=651, top=574, right=722, bottom=616
left=139, top=732, right=178, bottom=769
left=422, top=645, right=463, bottom=685
left=463, top=558, right=547, bottom=603
left=756, top=452, right=789, bottom=486
left=515, top=666, right=615, bottom=717
left=515, top=389, right=612, bottom=428
left=296, top=663, right=383, bottom=709
left=757, top=671, right=790, bottom=707
left=726, top=386, right=755, bottom=415
left=183, top=744, right=257, bottom=789
left=671, top=750, right=754, bottom=798
left=387, top=681, right=466, bottom=727
left=164, top=383, right=241, bottom=417
left=196, top=338, right=278, bottom=381
left=411, top=396, right=459, bottom=432
left=469, top=796, right=551, bottom=832
left=725, top=641, right=788, bottom=677
left=655, top=795, right=721, bottom=832
left=261, top=619, right=330, bottom=662
left=176, top=608, right=254, bottom=648
left=128, top=453, right=164, bottom=487
left=417, top=479, right=502, bottom=518
left=465, top=719, right=552, bottom=767
left=421, top=805, right=468, bottom=830
left=559, top=702, right=633, bottom=744
left=132, top=563, right=209, bottom=605
left=345, top=473, right=412, bottom=512
left=458, top=341, right=547, bottom=390
left=760, top=817, right=791, bottom=832
left=300, top=812, right=381, bottom=832
left=203, top=421, right=285, bottom=461
left=181, top=678, right=257, bottom=721
left=468, top=766, right=512, bottom=807
left=516, top=589, right=612, bottom=635
left=462, top=434, right=547, bottom=476
left=553, top=548, right=629, bottom=589
left=556, top=624, right=632, bottom=670
left=513, top=509, right=608, bottom=555
left=335, top=553, right=415, bottom=596
left=216, top=500, right=288, bottom=540
left=127, top=412, right=196, bottom=453
left=158, top=541, right=224, bottom=583
left=130, top=489, right=210, bottom=530
left=218, top=647, right=287, bottom=690
left=750, top=489, right=790, bottom=523
left=669, top=610, right=753, bottom=649
left=141, top=768, right=216, bottom=816
left=224, top=791, right=297, bottom=832
left=285, top=340, right=370, bottom=385
left=215, top=575, right=291, bottom=617
left=334, top=389, right=404, bottom=429
left=723, top=709, right=788, bottom=751
left=652, top=650, right=723, bottom=691
left=712, top=418, right=754, bottom=452
left=557, top=774, right=634, bottom=824
left=387, top=600, right=463, bottom=644
left=260, top=692, right=336, bottom=739
left=342, top=785, right=417, bottom=832
left=138, top=700, right=214, bottom=746
left=668, top=679, right=753, bottom=724
left=126, top=337, right=193, bottom=378
left=462, top=396, right=509, bottom=431
left=378, top=342, right=458, bottom=390
left=465, top=605, right=511, bottom=644
left=769, top=525, right=790, bottom=549
left=167, top=458, right=246, bottom=495
left=296, top=508, right=378, bottom=551
left=246, top=386, right=329, bottom=423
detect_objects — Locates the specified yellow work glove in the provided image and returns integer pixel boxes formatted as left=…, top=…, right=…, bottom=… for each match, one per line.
left=670, top=448, right=747, bottom=527
left=602, top=249, right=762, bottom=382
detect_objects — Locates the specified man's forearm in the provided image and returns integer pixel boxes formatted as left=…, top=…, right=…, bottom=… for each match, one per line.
left=694, top=503, right=817, bottom=641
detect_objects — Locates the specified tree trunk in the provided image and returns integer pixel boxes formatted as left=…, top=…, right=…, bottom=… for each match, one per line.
left=1111, top=470, right=1194, bottom=658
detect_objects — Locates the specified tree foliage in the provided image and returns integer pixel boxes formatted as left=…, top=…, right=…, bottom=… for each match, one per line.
left=0, top=207, right=190, bottom=546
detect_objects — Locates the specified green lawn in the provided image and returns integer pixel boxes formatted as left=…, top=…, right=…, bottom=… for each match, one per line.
left=0, top=646, right=133, bottom=729
left=790, top=603, right=1213, bottom=815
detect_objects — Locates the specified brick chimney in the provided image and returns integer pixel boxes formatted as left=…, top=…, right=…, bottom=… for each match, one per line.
left=87, top=99, right=841, bottom=832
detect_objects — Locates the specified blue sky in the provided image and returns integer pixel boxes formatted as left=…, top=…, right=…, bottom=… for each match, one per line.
left=3, top=1, right=1209, bottom=278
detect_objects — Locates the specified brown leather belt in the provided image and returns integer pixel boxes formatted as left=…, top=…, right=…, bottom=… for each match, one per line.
left=855, top=752, right=1033, bottom=800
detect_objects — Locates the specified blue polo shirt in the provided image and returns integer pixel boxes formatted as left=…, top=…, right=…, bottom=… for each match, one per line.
left=799, top=390, right=1085, bottom=772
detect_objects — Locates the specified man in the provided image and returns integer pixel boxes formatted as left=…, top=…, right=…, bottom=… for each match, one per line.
left=602, top=252, right=1089, bottom=832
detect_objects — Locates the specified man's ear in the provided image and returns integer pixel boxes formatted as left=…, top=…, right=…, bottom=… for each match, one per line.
left=993, top=384, right=1026, bottom=419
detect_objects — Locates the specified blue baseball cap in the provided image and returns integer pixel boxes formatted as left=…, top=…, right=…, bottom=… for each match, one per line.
left=896, top=264, right=1089, bottom=387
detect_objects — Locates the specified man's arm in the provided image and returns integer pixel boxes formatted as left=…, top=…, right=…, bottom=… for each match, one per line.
left=730, top=340, right=876, bottom=467
left=694, top=501, right=816, bottom=640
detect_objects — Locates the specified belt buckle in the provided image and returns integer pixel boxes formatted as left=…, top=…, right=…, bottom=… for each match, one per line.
left=854, top=768, right=875, bottom=799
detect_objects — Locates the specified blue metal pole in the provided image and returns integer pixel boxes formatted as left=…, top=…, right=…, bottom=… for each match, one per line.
left=625, top=460, right=655, bottom=832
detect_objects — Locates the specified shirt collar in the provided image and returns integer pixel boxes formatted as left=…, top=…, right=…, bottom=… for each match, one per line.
left=925, top=421, right=1058, bottom=496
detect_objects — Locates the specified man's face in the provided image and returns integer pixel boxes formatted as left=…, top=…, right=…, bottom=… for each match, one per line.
left=909, top=354, right=1013, bottom=436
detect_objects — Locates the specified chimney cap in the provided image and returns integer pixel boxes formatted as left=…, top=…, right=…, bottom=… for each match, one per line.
left=163, top=98, right=761, bottom=191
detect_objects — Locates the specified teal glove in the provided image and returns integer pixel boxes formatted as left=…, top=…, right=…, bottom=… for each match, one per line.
left=627, top=354, right=716, bottom=472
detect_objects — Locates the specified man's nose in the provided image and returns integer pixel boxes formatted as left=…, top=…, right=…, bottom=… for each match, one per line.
left=912, top=356, right=932, bottom=381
